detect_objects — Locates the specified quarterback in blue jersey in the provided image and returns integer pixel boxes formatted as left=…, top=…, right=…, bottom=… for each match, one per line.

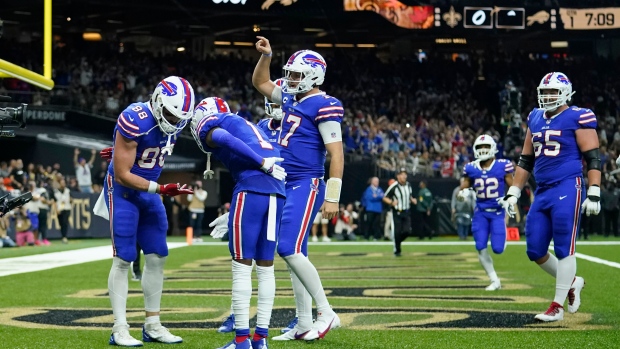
left=252, top=36, right=344, bottom=341
left=100, top=76, right=195, bottom=346
left=499, top=72, right=600, bottom=322
left=191, top=97, right=286, bottom=349
left=458, top=135, right=514, bottom=291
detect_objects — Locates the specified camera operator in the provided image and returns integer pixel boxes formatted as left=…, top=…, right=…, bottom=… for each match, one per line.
left=187, top=181, right=207, bottom=242
left=53, top=179, right=72, bottom=244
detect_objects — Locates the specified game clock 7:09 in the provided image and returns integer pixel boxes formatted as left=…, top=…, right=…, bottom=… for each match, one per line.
left=560, top=7, right=620, bottom=29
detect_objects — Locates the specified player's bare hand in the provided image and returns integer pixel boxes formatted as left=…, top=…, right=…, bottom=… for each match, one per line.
left=255, top=36, right=272, bottom=55
left=322, top=201, right=339, bottom=220
left=74, top=148, right=80, bottom=155
left=159, top=183, right=194, bottom=197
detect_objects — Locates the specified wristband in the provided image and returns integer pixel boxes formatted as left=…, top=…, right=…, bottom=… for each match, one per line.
left=262, top=52, right=272, bottom=57
left=506, top=186, right=521, bottom=199
left=325, top=178, right=342, bottom=203
left=148, top=181, right=158, bottom=194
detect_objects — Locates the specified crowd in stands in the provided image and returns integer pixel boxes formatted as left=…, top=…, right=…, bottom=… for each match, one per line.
left=3, top=41, right=620, bottom=184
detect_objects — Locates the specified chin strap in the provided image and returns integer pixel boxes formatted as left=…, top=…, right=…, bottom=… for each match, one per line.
left=203, top=152, right=214, bottom=179
left=161, top=135, right=174, bottom=156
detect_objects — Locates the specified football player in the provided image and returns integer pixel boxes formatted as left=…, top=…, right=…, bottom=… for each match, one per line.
left=252, top=36, right=343, bottom=341
left=499, top=72, right=598, bottom=322
left=458, top=135, right=513, bottom=291
left=103, top=76, right=195, bottom=346
left=192, top=97, right=286, bottom=349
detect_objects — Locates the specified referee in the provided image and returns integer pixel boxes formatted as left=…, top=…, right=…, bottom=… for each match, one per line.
left=382, top=168, right=415, bottom=257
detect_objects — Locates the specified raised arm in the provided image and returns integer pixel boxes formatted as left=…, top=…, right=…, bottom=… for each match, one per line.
left=252, top=36, right=279, bottom=103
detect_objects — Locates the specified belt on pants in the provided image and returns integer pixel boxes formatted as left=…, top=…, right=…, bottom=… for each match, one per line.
left=484, top=208, right=499, bottom=212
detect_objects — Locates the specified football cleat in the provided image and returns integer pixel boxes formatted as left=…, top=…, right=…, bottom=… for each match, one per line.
left=309, top=311, right=341, bottom=340
left=217, top=338, right=251, bottom=349
left=109, top=324, right=143, bottom=347
left=568, top=276, right=585, bottom=314
left=280, top=317, right=298, bottom=333
left=251, top=337, right=268, bottom=349
left=218, top=314, right=236, bottom=333
left=142, top=323, right=182, bottom=344
left=272, top=326, right=315, bottom=341
left=534, top=302, right=564, bottom=322
left=485, top=279, right=501, bottom=291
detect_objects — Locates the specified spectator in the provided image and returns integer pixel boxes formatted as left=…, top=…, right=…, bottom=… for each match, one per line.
left=93, top=160, right=109, bottom=186
left=9, top=159, right=25, bottom=190
left=74, top=148, right=96, bottom=193
left=601, top=181, right=620, bottom=237
left=54, top=178, right=72, bottom=244
left=36, top=179, right=52, bottom=245
left=333, top=203, right=358, bottom=241
left=13, top=207, right=35, bottom=247
left=311, top=211, right=331, bottom=242
left=187, top=180, right=207, bottom=242
left=360, top=176, right=384, bottom=241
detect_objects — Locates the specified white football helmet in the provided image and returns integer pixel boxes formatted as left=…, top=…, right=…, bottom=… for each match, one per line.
left=265, top=78, right=284, bottom=120
left=190, top=96, right=231, bottom=153
left=282, top=50, right=326, bottom=94
left=537, top=72, right=575, bottom=111
left=150, top=76, right=195, bottom=135
left=473, top=134, right=498, bottom=161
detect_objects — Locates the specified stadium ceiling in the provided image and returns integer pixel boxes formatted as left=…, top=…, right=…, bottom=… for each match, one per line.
left=2, top=0, right=620, bottom=46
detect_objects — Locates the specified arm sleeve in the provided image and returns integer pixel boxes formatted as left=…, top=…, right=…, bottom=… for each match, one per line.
left=116, top=112, right=142, bottom=140
left=316, top=99, right=344, bottom=123
left=577, top=109, right=597, bottom=129
left=318, top=121, right=343, bottom=144
left=271, top=86, right=283, bottom=105
left=384, top=185, right=395, bottom=199
left=210, top=128, right=263, bottom=167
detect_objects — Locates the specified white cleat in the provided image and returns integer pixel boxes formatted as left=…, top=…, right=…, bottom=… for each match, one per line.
left=272, top=325, right=315, bottom=341
left=534, top=302, right=564, bottom=322
left=308, top=311, right=341, bottom=340
left=485, top=279, right=501, bottom=291
left=109, top=324, right=143, bottom=347
left=568, top=276, right=585, bottom=314
left=142, top=323, right=183, bottom=344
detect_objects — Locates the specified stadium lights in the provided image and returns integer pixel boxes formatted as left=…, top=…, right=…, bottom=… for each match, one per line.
left=304, top=28, right=324, bottom=32
left=82, top=32, right=102, bottom=41
left=335, top=44, right=355, bottom=48
left=315, top=43, right=333, bottom=48
left=435, top=38, right=467, bottom=44
left=551, top=41, right=568, bottom=48
left=66, top=17, right=71, bottom=21
left=357, top=44, right=376, bottom=48
left=177, top=47, right=185, bottom=52
left=214, top=41, right=232, bottom=46
left=233, top=42, right=253, bottom=46
left=253, top=24, right=260, bottom=32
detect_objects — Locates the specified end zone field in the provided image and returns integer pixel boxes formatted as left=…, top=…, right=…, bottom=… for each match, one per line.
left=0, top=238, right=619, bottom=348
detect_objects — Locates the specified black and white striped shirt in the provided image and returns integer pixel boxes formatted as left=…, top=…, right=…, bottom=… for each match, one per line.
left=384, top=181, right=413, bottom=211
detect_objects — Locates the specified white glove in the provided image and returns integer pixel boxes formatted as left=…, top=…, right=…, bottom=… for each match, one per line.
left=209, top=212, right=229, bottom=239
left=457, top=188, right=473, bottom=202
left=616, top=155, right=620, bottom=167
left=261, top=157, right=287, bottom=181
left=497, top=186, right=521, bottom=218
left=581, top=186, right=601, bottom=216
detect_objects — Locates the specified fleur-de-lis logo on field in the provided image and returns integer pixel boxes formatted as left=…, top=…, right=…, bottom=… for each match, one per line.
left=443, top=6, right=462, bottom=28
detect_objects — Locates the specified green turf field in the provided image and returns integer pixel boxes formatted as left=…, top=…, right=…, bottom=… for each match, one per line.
left=0, top=239, right=619, bottom=348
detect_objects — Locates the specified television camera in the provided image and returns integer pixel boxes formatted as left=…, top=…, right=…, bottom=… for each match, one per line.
left=0, top=95, right=27, bottom=137
left=0, top=192, right=32, bottom=217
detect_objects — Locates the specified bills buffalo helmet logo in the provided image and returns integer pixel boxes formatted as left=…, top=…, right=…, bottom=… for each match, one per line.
left=158, top=81, right=178, bottom=96
left=556, top=74, right=570, bottom=85
left=302, top=54, right=326, bottom=71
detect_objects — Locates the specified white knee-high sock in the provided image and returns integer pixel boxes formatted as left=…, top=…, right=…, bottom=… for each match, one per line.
left=142, top=254, right=166, bottom=313
left=108, top=257, right=130, bottom=326
left=284, top=254, right=332, bottom=315
left=288, top=264, right=313, bottom=330
left=256, top=265, right=275, bottom=330
left=232, top=261, right=253, bottom=331
left=554, top=255, right=576, bottom=306
left=478, top=249, right=498, bottom=282
left=538, top=253, right=558, bottom=278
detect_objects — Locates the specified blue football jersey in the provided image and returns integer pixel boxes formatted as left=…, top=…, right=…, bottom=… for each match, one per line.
left=527, top=106, right=597, bottom=185
left=108, top=102, right=174, bottom=182
left=464, top=159, right=514, bottom=210
left=257, top=118, right=282, bottom=147
left=195, top=112, right=285, bottom=196
left=276, top=91, right=344, bottom=180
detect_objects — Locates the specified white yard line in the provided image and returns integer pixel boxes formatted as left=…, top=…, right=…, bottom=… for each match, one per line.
left=0, top=242, right=186, bottom=277
left=573, top=252, right=620, bottom=269
left=195, top=240, right=620, bottom=246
